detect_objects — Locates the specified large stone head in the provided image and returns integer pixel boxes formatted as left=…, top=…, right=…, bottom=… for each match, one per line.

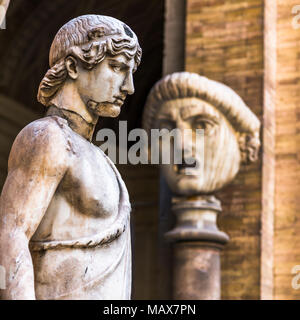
left=38, top=15, right=142, bottom=119
left=142, top=72, right=260, bottom=196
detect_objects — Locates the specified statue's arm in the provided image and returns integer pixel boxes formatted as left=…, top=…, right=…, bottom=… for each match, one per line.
left=0, top=119, right=69, bottom=300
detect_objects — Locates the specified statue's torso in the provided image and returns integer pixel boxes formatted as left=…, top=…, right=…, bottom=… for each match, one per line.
left=29, top=117, right=131, bottom=300
left=32, top=129, right=120, bottom=241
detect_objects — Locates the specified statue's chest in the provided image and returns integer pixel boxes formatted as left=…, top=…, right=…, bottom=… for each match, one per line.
left=59, top=142, right=121, bottom=217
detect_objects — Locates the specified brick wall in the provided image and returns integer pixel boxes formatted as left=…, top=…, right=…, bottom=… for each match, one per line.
left=185, top=0, right=264, bottom=299
left=274, top=0, right=300, bottom=300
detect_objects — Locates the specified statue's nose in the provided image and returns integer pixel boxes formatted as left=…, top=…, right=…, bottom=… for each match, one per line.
left=121, top=73, right=135, bottom=95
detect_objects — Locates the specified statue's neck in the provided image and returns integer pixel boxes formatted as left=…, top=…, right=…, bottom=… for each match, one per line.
left=50, top=80, right=99, bottom=122
left=46, top=80, right=99, bottom=141
left=46, top=106, right=96, bottom=142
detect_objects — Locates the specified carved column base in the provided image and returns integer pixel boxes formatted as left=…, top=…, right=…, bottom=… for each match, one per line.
left=165, top=195, right=229, bottom=300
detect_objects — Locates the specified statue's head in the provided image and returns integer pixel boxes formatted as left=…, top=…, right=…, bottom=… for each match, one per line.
left=143, top=72, right=260, bottom=196
left=38, top=15, right=142, bottom=119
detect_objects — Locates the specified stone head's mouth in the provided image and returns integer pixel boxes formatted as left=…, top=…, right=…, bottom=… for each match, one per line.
left=174, top=158, right=197, bottom=174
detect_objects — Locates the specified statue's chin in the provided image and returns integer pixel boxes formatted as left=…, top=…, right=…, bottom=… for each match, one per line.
left=96, top=104, right=121, bottom=118
left=104, top=106, right=121, bottom=117
left=87, top=100, right=122, bottom=118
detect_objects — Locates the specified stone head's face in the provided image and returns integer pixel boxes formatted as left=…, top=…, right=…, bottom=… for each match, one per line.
left=157, top=97, right=241, bottom=195
left=75, top=53, right=135, bottom=118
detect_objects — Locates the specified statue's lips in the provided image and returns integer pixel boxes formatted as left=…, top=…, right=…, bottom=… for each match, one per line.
left=174, top=160, right=198, bottom=174
left=114, top=96, right=125, bottom=106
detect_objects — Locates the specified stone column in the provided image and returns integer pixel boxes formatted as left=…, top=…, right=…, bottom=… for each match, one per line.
left=166, top=196, right=229, bottom=300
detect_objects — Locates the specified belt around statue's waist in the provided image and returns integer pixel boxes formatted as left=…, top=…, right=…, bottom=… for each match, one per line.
left=29, top=215, right=129, bottom=251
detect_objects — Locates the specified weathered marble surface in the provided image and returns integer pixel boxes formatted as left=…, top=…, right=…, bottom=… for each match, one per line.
left=0, top=14, right=141, bottom=300
left=143, top=72, right=260, bottom=196
left=142, top=72, right=260, bottom=300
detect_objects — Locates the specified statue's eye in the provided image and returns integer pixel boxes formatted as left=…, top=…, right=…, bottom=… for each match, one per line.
left=110, top=64, right=122, bottom=72
left=193, top=118, right=217, bottom=135
left=158, top=119, right=175, bottom=130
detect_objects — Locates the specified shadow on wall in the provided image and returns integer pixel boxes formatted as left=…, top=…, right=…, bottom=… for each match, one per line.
left=0, top=94, right=39, bottom=189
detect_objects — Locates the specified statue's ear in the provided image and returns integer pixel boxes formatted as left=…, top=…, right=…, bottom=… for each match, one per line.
left=65, top=56, right=78, bottom=80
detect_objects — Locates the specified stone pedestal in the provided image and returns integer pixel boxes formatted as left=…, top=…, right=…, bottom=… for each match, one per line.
left=165, top=196, right=229, bottom=300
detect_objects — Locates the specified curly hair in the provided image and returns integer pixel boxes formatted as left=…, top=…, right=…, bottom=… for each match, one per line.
left=38, top=15, right=142, bottom=106
left=142, top=72, right=260, bottom=163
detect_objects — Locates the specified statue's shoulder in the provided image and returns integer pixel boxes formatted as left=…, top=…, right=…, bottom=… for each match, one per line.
left=16, top=116, right=69, bottom=144
left=8, top=116, right=72, bottom=170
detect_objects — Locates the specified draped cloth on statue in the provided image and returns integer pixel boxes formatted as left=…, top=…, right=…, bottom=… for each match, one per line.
left=29, top=150, right=132, bottom=300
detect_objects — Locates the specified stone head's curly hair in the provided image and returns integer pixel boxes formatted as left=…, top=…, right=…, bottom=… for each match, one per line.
left=142, top=72, right=261, bottom=163
left=38, top=15, right=142, bottom=106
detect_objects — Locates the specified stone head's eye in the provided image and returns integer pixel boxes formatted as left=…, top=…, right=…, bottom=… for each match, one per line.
left=193, top=118, right=217, bottom=135
left=158, top=119, right=175, bottom=130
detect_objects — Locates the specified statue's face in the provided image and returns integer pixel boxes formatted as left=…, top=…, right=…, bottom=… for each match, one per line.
left=76, top=53, right=135, bottom=117
left=157, top=97, right=241, bottom=195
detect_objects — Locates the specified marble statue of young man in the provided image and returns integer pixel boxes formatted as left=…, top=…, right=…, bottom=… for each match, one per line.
left=0, top=14, right=142, bottom=300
